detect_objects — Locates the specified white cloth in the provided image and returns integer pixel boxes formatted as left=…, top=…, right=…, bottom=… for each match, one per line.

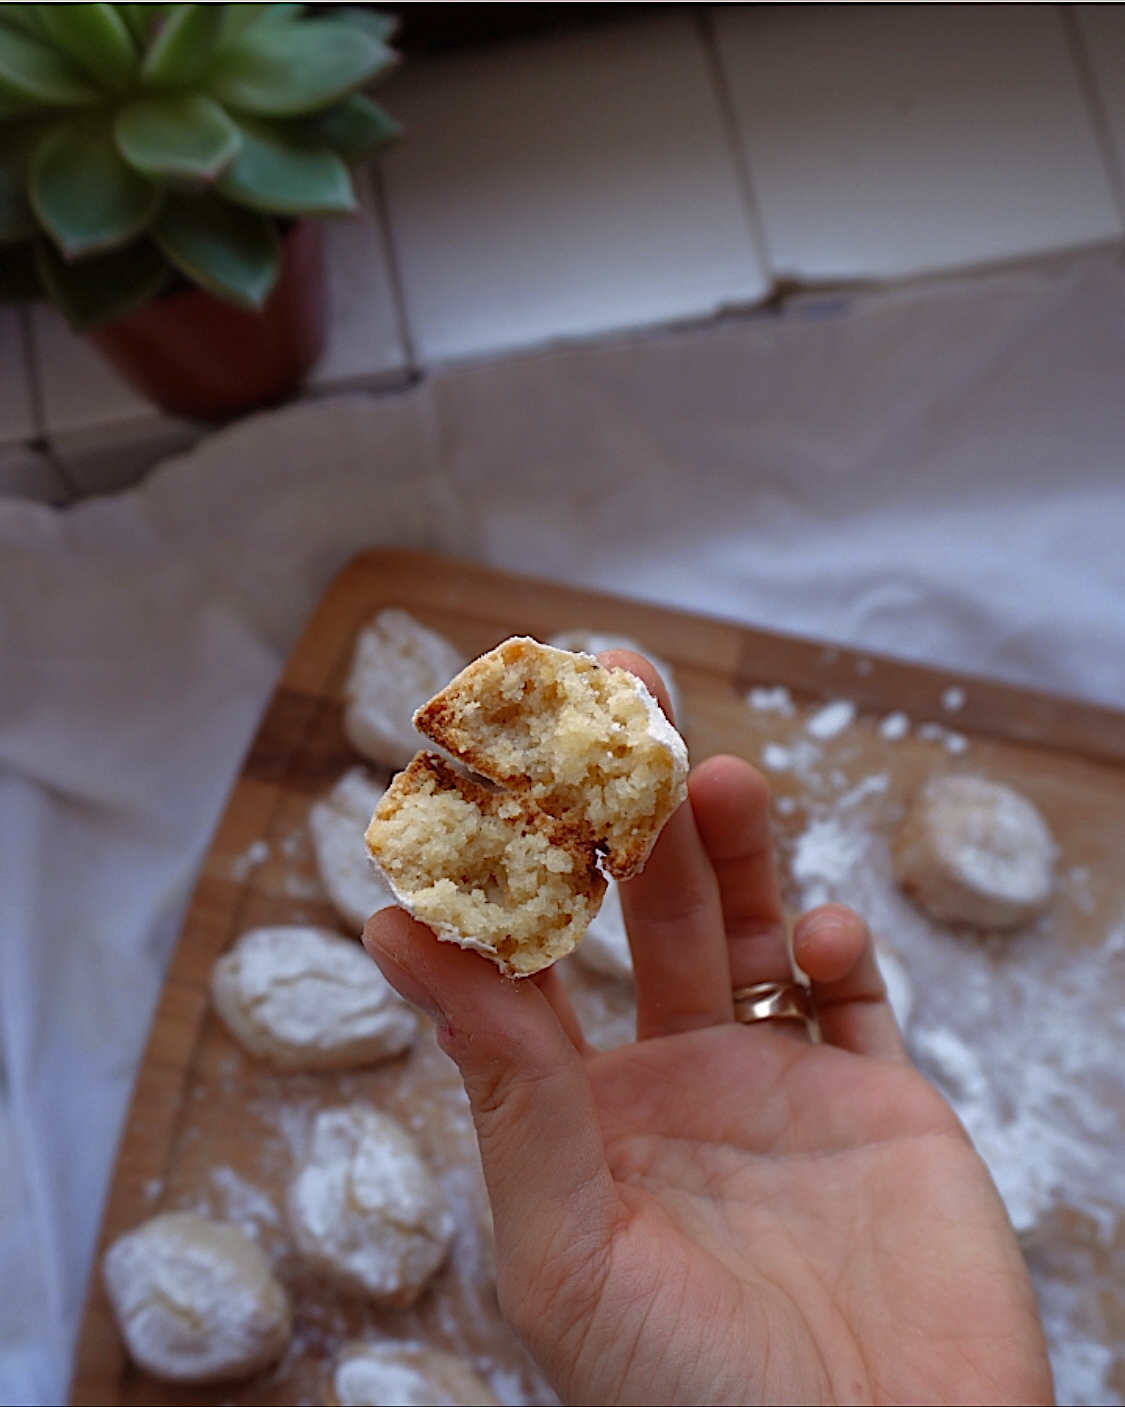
left=1, top=250, right=1123, bottom=1403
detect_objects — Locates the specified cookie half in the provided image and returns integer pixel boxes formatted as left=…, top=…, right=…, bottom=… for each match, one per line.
left=366, top=752, right=607, bottom=976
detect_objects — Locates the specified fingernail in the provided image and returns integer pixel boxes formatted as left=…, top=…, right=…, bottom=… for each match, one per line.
left=371, top=948, right=447, bottom=1026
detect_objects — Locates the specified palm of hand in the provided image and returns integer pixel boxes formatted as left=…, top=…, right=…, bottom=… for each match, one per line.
left=366, top=744, right=1054, bottom=1407
left=525, top=1026, right=1048, bottom=1407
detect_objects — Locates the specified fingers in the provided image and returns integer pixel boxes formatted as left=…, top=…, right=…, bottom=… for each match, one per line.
left=620, top=801, right=733, bottom=1037
left=529, top=965, right=592, bottom=1055
left=598, top=650, right=734, bottom=1037
left=688, top=755, right=792, bottom=989
left=792, top=904, right=910, bottom=1063
left=362, top=908, right=619, bottom=1284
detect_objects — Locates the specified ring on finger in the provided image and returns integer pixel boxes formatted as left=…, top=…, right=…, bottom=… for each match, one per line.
left=732, top=981, right=813, bottom=1025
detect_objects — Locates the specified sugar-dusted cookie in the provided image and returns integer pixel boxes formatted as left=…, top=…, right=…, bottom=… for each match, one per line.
left=894, top=775, right=1056, bottom=930
left=309, top=767, right=396, bottom=932
left=211, top=925, right=416, bottom=1070
left=288, top=1106, right=453, bottom=1305
left=344, top=609, right=467, bottom=771
left=329, top=1340, right=499, bottom=1407
left=103, top=1212, right=290, bottom=1384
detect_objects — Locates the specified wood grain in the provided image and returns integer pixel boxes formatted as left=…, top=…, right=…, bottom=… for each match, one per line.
left=70, top=548, right=1125, bottom=1406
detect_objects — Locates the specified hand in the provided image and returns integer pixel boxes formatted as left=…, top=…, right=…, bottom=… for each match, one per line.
left=363, top=655, right=1053, bottom=1406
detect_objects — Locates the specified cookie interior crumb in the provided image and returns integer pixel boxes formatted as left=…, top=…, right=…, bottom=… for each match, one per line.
left=367, top=753, right=606, bottom=976
left=415, top=637, right=685, bottom=879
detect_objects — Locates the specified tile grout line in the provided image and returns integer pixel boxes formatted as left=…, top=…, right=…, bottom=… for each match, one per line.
left=17, top=305, right=80, bottom=504
left=1059, top=3, right=1125, bottom=229
left=695, top=6, right=776, bottom=292
left=367, top=161, right=422, bottom=378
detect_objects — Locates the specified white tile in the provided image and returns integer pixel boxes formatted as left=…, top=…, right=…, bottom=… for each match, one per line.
left=379, top=12, right=765, bottom=364
left=30, top=304, right=184, bottom=439
left=713, top=4, right=1123, bottom=281
left=0, top=308, right=35, bottom=448
left=1075, top=4, right=1125, bottom=201
left=52, top=419, right=201, bottom=498
left=0, top=447, right=69, bottom=504
left=306, top=164, right=411, bottom=393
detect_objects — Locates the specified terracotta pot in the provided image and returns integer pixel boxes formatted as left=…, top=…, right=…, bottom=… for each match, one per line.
left=88, top=221, right=327, bottom=422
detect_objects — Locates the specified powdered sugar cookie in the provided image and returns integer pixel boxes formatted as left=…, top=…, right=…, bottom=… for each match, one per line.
left=329, top=1340, right=499, bottom=1406
left=548, top=628, right=682, bottom=722
left=309, top=767, right=396, bottom=933
left=211, top=926, right=416, bottom=1070
left=288, top=1106, right=453, bottom=1305
left=367, top=639, right=687, bottom=975
left=344, top=609, right=467, bottom=771
left=103, top=1212, right=290, bottom=1384
left=367, top=752, right=606, bottom=976
left=413, top=637, right=688, bottom=882
left=894, top=775, right=1056, bottom=930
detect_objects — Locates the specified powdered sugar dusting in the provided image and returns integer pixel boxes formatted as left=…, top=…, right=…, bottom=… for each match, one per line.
left=783, top=762, right=1125, bottom=1401
left=806, top=699, right=857, bottom=740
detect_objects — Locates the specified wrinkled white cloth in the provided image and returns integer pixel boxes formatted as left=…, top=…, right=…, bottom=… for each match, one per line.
left=2, top=250, right=1124, bottom=1404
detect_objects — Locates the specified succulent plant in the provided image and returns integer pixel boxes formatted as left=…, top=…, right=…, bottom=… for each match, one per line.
left=0, top=3, right=400, bottom=328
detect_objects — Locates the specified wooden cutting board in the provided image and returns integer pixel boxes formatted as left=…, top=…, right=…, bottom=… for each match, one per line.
left=70, top=548, right=1125, bottom=1406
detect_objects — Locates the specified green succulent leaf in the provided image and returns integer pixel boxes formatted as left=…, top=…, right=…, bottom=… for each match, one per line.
left=217, top=3, right=303, bottom=46
left=293, top=93, right=400, bottom=160
left=208, top=19, right=396, bottom=116
left=117, top=4, right=171, bottom=48
left=0, top=25, right=101, bottom=108
left=36, top=4, right=138, bottom=93
left=115, top=94, right=241, bottom=184
left=0, top=6, right=47, bottom=38
left=30, top=118, right=162, bottom=258
left=35, top=233, right=172, bottom=329
left=0, top=240, right=43, bottom=299
left=153, top=193, right=279, bottom=309
left=217, top=119, right=354, bottom=216
left=141, top=3, right=225, bottom=88
left=329, top=7, right=398, bottom=45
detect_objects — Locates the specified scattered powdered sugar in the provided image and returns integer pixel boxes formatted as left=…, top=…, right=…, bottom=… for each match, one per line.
left=209, top=1166, right=281, bottom=1237
left=806, top=699, right=857, bottom=740
left=230, top=839, right=269, bottom=882
left=914, top=720, right=970, bottom=754
left=941, top=687, right=967, bottom=712
left=785, top=779, right=1125, bottom=1396
left=761, top=739, right=822, bottom=775
left=878, top=711, right=910, bottom=741
left=791, top=816, right=868, bottom=908
left=748, top=685, right=795, bottom=716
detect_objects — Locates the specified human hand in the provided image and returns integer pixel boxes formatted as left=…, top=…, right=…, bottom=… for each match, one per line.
left=363, top=655, right=1053, bottom=1406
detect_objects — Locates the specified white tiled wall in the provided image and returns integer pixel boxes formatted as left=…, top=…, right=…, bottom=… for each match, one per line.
left=4, top=3, right=1125, bottom=500
left=378, top=11, right=766, bottom=364
left=711, top=3, right=1123, bottom=282
left=305, top=164, right=411, bottom=394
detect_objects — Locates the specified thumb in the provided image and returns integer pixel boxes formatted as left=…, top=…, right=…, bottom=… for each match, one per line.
left=363, top=908, right=619, bottom=1319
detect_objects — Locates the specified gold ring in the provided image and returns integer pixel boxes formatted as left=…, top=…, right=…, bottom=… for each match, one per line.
left=732, top=981, right=814, bottom=1025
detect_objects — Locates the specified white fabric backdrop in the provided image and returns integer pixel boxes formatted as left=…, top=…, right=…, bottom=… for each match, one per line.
left=1, top=249, right=1123, bottom=1404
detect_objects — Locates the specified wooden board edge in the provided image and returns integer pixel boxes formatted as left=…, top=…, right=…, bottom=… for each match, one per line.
left=342, top=549, right=1125, bottom=768
left=69, top=545, right=1125, bottom=1402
